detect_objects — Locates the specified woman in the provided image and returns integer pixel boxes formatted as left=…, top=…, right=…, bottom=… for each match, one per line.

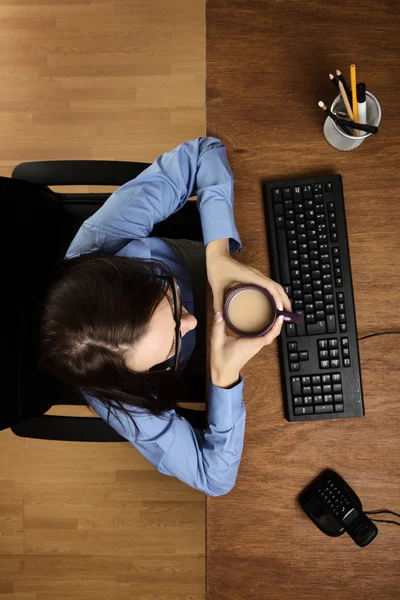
left=39, top=137, right=291, bottom=496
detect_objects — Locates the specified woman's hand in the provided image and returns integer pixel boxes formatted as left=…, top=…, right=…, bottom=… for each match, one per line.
left=206, top=238, right=292, bottom=388
left=210, top=310, right=284, bottom=388
left=206, top=238, right=292, bottom=313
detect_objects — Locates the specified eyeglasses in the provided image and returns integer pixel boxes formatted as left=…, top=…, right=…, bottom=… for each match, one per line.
left=149, top=277, right=182, bottom=373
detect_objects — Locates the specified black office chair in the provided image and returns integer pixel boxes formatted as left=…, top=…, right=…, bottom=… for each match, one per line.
left=2, top=160, right=206, bottom=443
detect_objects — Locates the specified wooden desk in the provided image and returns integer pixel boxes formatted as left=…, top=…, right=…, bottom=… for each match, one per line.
left=206, top=1, right=400, bottom=598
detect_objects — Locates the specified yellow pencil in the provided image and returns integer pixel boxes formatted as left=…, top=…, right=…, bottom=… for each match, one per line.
left=350, top=64, right=358, bottom=122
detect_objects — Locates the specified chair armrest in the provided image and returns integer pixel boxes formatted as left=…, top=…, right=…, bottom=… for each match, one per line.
left=12, top=160, right=151, bottom=187
left=11, top=414, right=127, bottom=442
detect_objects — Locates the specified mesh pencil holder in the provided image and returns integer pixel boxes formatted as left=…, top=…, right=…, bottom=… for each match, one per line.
left=323, top=91, right=382, bottom=151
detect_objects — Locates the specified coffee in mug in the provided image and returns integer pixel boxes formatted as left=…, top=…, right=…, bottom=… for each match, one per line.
left=223, top=284, right=300, bottom=338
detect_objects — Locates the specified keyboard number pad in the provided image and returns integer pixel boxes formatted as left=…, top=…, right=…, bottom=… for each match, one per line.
left=318, top=338, right=340, bottom=369
left=291, top=373, right=343, bottom=414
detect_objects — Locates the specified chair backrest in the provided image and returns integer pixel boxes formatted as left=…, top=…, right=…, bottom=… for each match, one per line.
left=2, top=161, right=203, bottom=434
left=1, top=176, right=78, bottom=431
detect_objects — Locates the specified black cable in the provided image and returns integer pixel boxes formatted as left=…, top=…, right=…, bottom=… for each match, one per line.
left=358, top=331, right=400, bottom=341
left=370, top=518, right=400, bottom=526
left=365, top=509, right=400, bottom=518
left=365, top=510, right=400, bottom=528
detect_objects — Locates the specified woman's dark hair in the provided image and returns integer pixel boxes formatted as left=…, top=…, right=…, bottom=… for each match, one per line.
left=38, top=253, right=184, bottom=430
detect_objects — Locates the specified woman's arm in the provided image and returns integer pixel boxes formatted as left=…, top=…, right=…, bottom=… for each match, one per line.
left=85, top=380, right=246, bottom=497
left=66, top=137, right=241, bottom=257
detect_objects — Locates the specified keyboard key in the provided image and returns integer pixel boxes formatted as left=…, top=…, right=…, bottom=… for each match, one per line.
left=314, top=395, right=323, bottom=404
left=325, top=182, right=333, bottom=192
left=295, top=311, right=306, bottom=336
left=331, top=359, right=340, bottom=368
left=329, top=349, right=339, bottom=358
left=289, top=353, right=299, bottom=362
left=273, top=188, right=282, bottom=202
left=327, top=314, right=336, bottom=333
left=302, top=376, right=311, bottom=385
left=320, top=360, right=330, bottom=369
left=316, top=311, right=325, bottom=321
left=284, top=200, right=294, bottom=211
left=340, top=323, right=347, bottom=333
left=315, top=404, right=334, bottom=413
left=328, top=339, right=338, bottom=348
left=299, top=351, right=309, bottom=361
left=293, top=186, right=302, bottom=201
left=306, top=313, right=315, bottom=323
left=293, top=396, right=303, bottom=405
left=313, top=385, right=322, bottom=394
left=322, top=374, right=331, bottom=383
left=342, top=347, right=350, bottom=357
left=313, top=183, right=322, bottom=193
left=303, top=386, right=312, bottom=395
left=276, top=216, right=285, bottom=228
left=333, top=384, right=342, bottom=393
left=304, top=396, right=313, bottom=405
left=331, top=373, right=341, bottom=382
left=288, top=342, right=298, bottom=351
left=283, top=187, right=292, bottom=199
left=291, top=377, right=301, bottom=395
left=294, top=406, right=313, bottom=415
left=275, top=203, right=284, bottom=216
left=335, top=404, right=344, bottom=412
left=323, top=385, right=332, bottom=393
left=324, top=394, right=333, bottom=403
left=343, top=358, right=351, bottom=367
left=290, top=362, right=300, bottom=371
left=334, top=394, right=343, bottom=402
left=302, top=185, right=312, bottom=199
left=286, top=323, right=296, bottom=337
left=341, top=337, right=349, bottom=347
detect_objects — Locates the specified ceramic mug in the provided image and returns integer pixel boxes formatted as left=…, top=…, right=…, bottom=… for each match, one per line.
left=223, top=283, right=299, bottom=338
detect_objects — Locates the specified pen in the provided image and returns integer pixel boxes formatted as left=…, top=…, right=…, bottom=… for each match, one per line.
left=356, top=82, right=367, bottom=134
left=336, top=118, right=378, bottom=134
left=338, top=80, right=355, bottom=121
left=336, top=69, right=352, bottom=102
left=350, top=64, right=359, bottom=134
left=318, top=101, right=353, bottom=135
left=329, top=73, right=340, bottom=92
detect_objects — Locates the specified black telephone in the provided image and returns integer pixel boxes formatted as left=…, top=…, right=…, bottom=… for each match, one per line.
left=299, top=469, right=378, bottom=547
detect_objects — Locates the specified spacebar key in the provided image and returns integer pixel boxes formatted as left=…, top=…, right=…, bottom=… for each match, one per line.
left=277, top=229, right=290, bottom=284
left=307, top=321, right=327, bottom=335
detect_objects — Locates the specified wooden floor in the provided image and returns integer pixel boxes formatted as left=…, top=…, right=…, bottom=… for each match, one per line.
left=0, top=1, right=205, bottom=598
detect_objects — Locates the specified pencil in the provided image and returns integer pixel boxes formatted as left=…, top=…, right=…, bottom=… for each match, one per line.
left=350, top=64, right=358, bottom=121
left=336, top=69, right=352, bottom=102
left=329, top=73, right=340, bottom=92
left=338, top=80, right=355, bottom=121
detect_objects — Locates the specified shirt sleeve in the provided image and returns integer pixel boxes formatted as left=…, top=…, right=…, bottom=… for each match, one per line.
left=85, top=378, right=246, bottom=497
left=66, top=136, right=242, bottom=258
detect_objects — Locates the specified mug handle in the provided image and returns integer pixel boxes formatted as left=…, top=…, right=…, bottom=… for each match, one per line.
left=277, top=310, right=301, bottom=323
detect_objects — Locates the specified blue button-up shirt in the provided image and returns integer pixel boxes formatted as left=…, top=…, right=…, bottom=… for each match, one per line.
left=66, top=137, right=246, bottom=496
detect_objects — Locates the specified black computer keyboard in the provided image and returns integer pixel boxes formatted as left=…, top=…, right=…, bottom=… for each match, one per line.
left=263, top=175, right=364, bottom=421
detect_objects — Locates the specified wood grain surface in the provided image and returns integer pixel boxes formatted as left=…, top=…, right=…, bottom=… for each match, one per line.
left=206, top=1, right=400, bottom=599
left=0, top=1, right=206, bottom=599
